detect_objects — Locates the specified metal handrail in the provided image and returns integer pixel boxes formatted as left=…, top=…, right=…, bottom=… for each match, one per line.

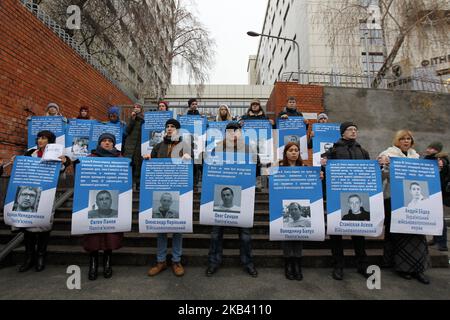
left=280, top=71, right=449, bottom=94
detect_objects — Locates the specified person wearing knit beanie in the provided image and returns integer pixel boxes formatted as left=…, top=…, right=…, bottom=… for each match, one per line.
left=425, top=141, right=444, bottom=156
left=98, top=132, right=116, bottom=147
left=46, top=103, right=61, bottom=116
left=340, top=122, right=358, bottom=136
left=159, top=101, right=169, bottom=111
left=165, top=118, right=181, bottom=129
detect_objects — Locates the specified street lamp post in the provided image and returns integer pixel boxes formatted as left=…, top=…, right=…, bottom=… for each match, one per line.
left=247, top=31, right=301, bottom=84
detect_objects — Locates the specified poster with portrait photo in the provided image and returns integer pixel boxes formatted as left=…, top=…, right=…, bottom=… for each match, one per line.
left=28, top=116, right=66, bottom=149
left=213, top=185, right=242, bottom=214
left=71, top=157, right=132, bottom=235
left=4, top=156, right=61, bottom=228
left=312, top=123, right=341, bottom=166
left=276, top=117, right=308, bottom=161
left=339, top=193, right=371, bottom=221
left=152, top=191, right=180, bottom=219
left=269, top=166, right=325, bottom=241
left=139, top=158, right=193, bottom=233
left=141, top=111, right=173, bottom=156
left=326, top=160, right=384, bottom=237
left=390, top=158, right=443, bottom=235
left=65, top=119, right=94, bottom=160
left=200, top=153, right=256, bottom=228
left=87, top=190, right=119, bottom=219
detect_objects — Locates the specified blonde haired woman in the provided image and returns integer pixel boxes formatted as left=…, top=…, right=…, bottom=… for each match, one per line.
left=215, top=104, right=233, bottom=122
left=378, top=129, right=430, bottom=284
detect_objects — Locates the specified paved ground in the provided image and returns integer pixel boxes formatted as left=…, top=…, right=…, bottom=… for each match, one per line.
left=0, top=265, right=448, bottom=300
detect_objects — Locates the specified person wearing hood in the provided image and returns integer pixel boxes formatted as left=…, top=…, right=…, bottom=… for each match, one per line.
left=144, top=119, right=192, bottom=277
left=321, top=121, right=370, bottom=281
left=124, top=103, right=145, bottom=189
left=216, top=104, right=233, bottom=122
left=378, top=130, right=431, bottom=284
left=15, top=130, right=71, bottom=273
left=83, top=133, right=123, bottom=281
left=205, top=122, right=259, bottom=278
left=77, top=106, right=92, bottom=120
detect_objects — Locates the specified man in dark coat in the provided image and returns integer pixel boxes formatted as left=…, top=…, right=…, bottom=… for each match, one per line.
left=342, top=194, right=370, bottom=221
left=322, top=121, right=370, bottom=280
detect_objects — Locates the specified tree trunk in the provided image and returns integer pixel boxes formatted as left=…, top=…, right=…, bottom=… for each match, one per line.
left=372, top=32, right=406, bottom=88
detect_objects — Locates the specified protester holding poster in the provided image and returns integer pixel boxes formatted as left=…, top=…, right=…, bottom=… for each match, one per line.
left=278, top=142, right=306, bottom=281
left=308, top=113, right=329, bottom=149
left=144, top=119, right=192, bottom=277
left=82, top=133, right=125, bottom=281
left=240, top=99, right=274, bottom=126
left=377, top=130, right=430, bottom=284
left=124, top=104, right=145, bottom=190
left=322, top=121, right=370, bottom=280
left=204, top=122, right=258, bottom=278
left=158, top=101, right=169, bottom=111
left=12, top=130, right=70, bottom=273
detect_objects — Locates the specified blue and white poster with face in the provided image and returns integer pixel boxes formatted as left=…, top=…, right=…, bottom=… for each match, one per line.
left=200, top=152, right=256, bottom=228
left=89, top=122, right=123, bottom=152
left=269, top=166, right=325, bottom=241
left=139, top=158, right=193, bottom=233
left=27, top=116, right=66, bottom=149
left=276, top=117, right=308, bottom=161
left=326, top=160, right=384, bottom=237
left=4, top=156, right=61, bottom=228
left=390, top=158, right=443, bottom=235
left=312, top=123, right=341, bottom=166
left=141, top=111, right=173, bottom=156
left=241, top=119, right=274, bottom=165
left=71, top=157, right=132, bottom=235
left=177, top=115, right=207, bottom=161
left=205, top=121, right=231, bottom=154
left=65, top=119, right=94, bottom=160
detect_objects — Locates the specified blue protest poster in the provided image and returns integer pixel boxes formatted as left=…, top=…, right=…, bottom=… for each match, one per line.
left=200, top=152, right=256, bottom=227
left=269, top=166, right=325, bottom=241
left=65, top=119, right=95, bottom=160
left=138, top=158, right=193, bottom=233
left=276, top=117, right=307, bottom=161
left=3, top=156, right=61, bottom=228
left=141, top=111, right=173, bottom=156
left=312, top=123, right=341, bottom=166
left=27, top=116, right=66, bottom=149
left=205, top=121, right=230, bottom=154
left=89, top=122, right=123, bottom=152
left=326, top=160, right=384, bottom=236
left=390, top=158, right=443, bottom=235
left=71, top=157, right=132, bottom=235
left=177, top=115, right=207, bottom=160
left=241, top=119, right=274, bottom=165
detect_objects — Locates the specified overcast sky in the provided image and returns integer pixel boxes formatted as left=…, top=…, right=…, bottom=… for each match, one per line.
left=172, top=0, right=268, bottom=85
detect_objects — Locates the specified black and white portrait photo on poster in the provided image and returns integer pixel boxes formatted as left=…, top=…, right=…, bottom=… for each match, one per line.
left=12, top=186, right=41, bottom=213
left=87, top=190, right=119, bottom=219
left=149, top=130, right=164, bottom=147
left=284, top=135, right=300, bottom=145
left=403, top=180, right=430, bottom=209
left=152, top=191, right=180, bottom=219
left=340, top=192, right=371, bottom=221
left=213, top=185, right=242, bottom=214
left=282, top=200, right=311, bottom=228
left=320, top=142, right=334, bottom=155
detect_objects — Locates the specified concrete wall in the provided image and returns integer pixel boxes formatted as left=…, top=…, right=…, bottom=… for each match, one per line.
left=323, top=87, right=450, bottom=158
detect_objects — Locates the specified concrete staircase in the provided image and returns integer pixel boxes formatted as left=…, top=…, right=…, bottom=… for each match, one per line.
left=1, top=188, right=448, bottom=268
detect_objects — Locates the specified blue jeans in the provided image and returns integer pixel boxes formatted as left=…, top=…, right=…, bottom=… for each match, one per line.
left=156, top=233, right=183, bottom=263
left=208, top=226, right=254, bottom=268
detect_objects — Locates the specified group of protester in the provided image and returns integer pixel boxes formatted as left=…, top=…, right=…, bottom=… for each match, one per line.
left=0, top=97, right=448, bottom=286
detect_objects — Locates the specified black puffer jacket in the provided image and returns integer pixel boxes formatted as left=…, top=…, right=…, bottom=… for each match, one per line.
left=324, top=138, right=370, bottom=160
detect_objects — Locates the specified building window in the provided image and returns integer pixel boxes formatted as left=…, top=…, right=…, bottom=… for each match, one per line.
left=361, top=52, right=384, bottom=74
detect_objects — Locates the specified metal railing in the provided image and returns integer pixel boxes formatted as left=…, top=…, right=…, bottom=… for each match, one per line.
left=20, top=0, right=138, bottom=102
left=281, top=71, right=450, bottom=94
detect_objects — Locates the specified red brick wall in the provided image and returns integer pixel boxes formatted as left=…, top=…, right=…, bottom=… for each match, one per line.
left=0, top=0, right=133, bottom=167
left=266, top=82, right=325, bottom=165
